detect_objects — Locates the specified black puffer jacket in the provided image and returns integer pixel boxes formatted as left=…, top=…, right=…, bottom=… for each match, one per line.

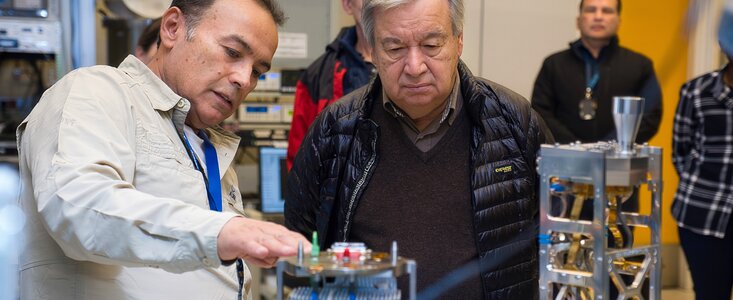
left=285, top=61, right=553, bottom=299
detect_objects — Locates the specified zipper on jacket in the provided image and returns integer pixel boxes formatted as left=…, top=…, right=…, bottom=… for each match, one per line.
left=342, top=134, right=377, bottom=241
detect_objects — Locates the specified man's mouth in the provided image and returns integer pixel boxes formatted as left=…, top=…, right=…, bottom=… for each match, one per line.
left=214, top=91, right=233, bottom=108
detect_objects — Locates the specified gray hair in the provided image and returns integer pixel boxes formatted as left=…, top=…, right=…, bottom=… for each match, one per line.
left=361, top=0, right=464, bottom=47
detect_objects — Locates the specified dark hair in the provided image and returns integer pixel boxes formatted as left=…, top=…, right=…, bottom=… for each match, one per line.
left=579, top=0, right=621, bottom=14
left=137, top=18, right=162, bottom=51
left=170, top=0, right=286, bottom=39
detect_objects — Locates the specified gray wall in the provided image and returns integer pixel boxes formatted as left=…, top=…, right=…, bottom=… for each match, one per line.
left=478, top=1, right=579, bottom=99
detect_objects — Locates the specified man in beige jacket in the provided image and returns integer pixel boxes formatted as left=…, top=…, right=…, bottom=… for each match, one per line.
left=16, top=0, right=309, bottom=299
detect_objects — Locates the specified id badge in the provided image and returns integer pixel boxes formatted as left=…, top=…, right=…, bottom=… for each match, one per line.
left=579, top=88, right=597, bottom=120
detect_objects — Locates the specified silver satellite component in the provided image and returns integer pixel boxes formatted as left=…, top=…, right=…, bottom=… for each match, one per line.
left=537, top=97, right=662, bottom=299
left=277, top=241, right=417, bottom=300
left=613, top=96, right=645, bottom=155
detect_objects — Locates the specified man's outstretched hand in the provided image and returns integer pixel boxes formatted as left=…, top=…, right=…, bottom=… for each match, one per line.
left=217, top=217, right=311, bottom=268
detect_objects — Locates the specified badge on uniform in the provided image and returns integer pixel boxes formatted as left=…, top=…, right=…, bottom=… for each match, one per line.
left=579, top=87, right=597, bottom=120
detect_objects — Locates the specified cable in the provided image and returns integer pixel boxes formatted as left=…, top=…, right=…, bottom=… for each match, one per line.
left=417, top=222, right=537, bottom=300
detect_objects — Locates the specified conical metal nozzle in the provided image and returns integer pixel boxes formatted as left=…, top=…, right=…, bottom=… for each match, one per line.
left=613, top=96, right=645, bottom=155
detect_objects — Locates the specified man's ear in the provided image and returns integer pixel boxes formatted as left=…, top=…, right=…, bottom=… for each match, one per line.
left=342, top=0, right=355, bottom=16
left=159, top=7, right=185, bottom=49
left=457, top=32, right=463, bottom=57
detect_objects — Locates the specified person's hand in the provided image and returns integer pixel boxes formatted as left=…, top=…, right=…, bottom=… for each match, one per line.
left=217, top=217, right=311, bottom=268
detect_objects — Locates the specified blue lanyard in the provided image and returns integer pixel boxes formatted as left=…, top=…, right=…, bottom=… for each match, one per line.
left=581, top=49, right=600, bottom=93
left=182, top=131, right=222, bottom=212
left=183, top=130, right=242, bottom=300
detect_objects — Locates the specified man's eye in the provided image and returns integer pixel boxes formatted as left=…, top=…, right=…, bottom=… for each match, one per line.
left=423, top=44, right=440, bottom=55
left=252, top=70, right=263, bottom=78
left=386, top=47, right=406, bottom=56
left=225, top=47, right=241, bottom=58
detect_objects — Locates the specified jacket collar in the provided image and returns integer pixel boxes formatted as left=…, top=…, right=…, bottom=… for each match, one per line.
left=456, top=60, right=484, bottom=123
left=337, top=26, right=358, bottom=54
left=118, top=55, right=240, bottom=170
left=712, top=64, right=733, bottom=108
left=570, top=35, right=620, bottom=62
left=118, top=55, right=184, bottom=112
left=327, top=26, right=364, bottom=61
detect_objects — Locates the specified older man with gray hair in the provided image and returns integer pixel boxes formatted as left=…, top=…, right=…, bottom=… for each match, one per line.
left=285, top=0, right=552, bottom=298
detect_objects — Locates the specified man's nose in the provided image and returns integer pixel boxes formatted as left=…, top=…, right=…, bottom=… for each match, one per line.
left=403, top=47, right=427, bottom=77
left=230, top=65, right=253, bottom=91
left=593, top=9, right=603, bottom=19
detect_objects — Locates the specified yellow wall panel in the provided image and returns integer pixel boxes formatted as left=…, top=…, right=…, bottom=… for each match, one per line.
left=618, top=0, right=690, bottom=245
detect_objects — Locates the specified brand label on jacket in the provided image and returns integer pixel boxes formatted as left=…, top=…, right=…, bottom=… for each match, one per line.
left=494, top=165, right=513, bottom=173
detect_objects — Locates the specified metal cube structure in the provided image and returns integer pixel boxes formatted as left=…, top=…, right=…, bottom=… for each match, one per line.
left=538, top=142, right=662, bottom=300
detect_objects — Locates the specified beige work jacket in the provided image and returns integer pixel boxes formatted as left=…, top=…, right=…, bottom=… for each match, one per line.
left=16, top=56, right=251, bottom=299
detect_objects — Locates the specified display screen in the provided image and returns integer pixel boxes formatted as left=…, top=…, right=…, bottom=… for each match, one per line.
left=258, top=147, right=287, bottom=213
left=0, top=0, right=48, bottom=18
left=246, top=106, right=268, bottom=113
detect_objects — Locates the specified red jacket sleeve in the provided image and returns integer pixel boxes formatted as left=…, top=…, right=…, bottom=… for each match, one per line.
left=287, top=80, right=318, bottom=170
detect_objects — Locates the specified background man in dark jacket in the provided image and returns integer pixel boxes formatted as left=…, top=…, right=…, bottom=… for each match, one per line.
left=286, top=0, right=375, bottom=169
left=530, top=0, right=661, bottom=222
left=530, top=0, right=661, bottom=144
left=285, top=0, right=552, bottom=298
